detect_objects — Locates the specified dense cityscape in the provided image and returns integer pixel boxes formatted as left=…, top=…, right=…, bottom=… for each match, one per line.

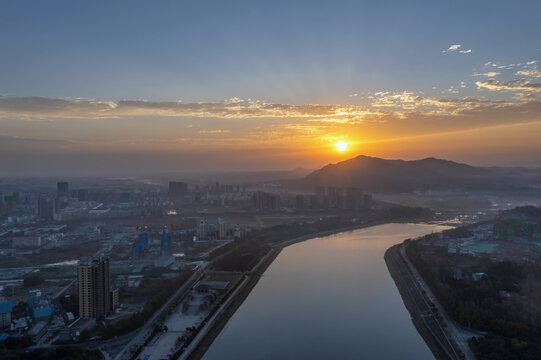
left=0, top=178, right=379, bottom=359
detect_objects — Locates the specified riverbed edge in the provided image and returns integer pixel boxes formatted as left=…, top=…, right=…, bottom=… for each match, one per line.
left=385, top=243, right=456, bottom=360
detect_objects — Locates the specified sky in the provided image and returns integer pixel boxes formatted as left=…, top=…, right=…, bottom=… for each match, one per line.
left=1, top=0, right=541, bottom=175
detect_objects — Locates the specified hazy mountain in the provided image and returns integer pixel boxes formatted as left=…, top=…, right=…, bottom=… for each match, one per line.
left=290, top=155, right=540, bottom=194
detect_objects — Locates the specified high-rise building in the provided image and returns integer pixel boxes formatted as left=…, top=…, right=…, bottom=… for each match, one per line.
left=0, top=296, right=12, bottom=329
left=35, top=195, right=52, bottom=220
left=169, top=181, right=188, bottom=197
left=161, top=233, right=172, bottom=254
left=78, top=258, right=95, bottom=319
left=346, top=187, right=364, bottom=210
left=198, top=219, right=208, bottom=240
left=309, top=195, right=319, bottom=209
left=252, top=191, right=280, bottom=211
left=77, top=189, right=88, bottom=202
left=295, top=195, right=305, bottom=210
left=315, top=186, right=326, bottom=200
left=110, top=288, right=120, bottom=311
left=57, top=182, right=69, bottom=197
left=218, top=217, right=227, bottom=239
left=78, top=257, right=111, bottom=319
left=96, top=257, right=110, bottom=318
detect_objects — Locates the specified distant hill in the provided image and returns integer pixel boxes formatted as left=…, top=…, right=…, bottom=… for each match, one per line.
left=289, top=155, right=540, bottom=193
left=500, top=205, right=541, bottom=219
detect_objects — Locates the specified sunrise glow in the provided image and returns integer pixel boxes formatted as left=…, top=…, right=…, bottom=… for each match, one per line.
left=336, top=141, right=348, bottom=152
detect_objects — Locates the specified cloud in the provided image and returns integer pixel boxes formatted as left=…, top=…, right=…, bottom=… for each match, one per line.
left=370, top=91, right=519, bottom=114
left=198, top=129, right=231, bottom=134
left=0, top=134, right=73, bottom=146
left=0, top=96, right=392, bottom=125
left=482, top=60, right=540, bottom=70
left=473, top=72, right=501, bottom=77
left=2, top=89, right=541, bottom=154
left=443, top=44, right=461, bottom=53
left=476, top=79, right=541, bottom=92
left=0, top=96, right=116, bottom=119
left=443, top=44, right=471, bottom=54
left=515, top=69, right=541, bottom=78
left=483, top=61, right=514, bottom=70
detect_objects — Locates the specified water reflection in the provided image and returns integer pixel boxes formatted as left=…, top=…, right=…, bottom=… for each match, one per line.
left=203, top=223, right=449, bottom=360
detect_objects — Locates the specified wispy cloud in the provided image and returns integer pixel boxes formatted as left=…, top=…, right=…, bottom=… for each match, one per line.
left=476, top=79, right=541, bottom=92
left=2, top=91, right=540, bottom=129
left=443, top=44, right=461, bottom=53
left=0, top=97, right=116, bottom=119
left=473, top=72, right=501, bottom=77
left=0, top=96, right=388, bottom=124
left=515, top=69, right=541, bottom=78
left=483, top=60, right=539, bottom=70
left=368, top=90, right=528, bottom=116
left=1, top=93, right=540, bottom=166
left=198, top=129, right=231, bottom=134
left=442, top=44, right=471, bottom=54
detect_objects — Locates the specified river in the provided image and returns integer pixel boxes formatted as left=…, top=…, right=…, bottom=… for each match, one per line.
left=202, top=223, right=449, bottom=360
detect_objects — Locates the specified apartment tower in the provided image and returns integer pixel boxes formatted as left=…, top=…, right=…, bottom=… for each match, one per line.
left=78, top=257, right=110, bottom=319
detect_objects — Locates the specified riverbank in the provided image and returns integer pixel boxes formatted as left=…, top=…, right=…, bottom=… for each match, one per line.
left=385, top=242, right=474, bottom=360
left=184, top=218, right=429, bottom=360
left=385, top=244, right=455, bottom=360
left=185, top=247, right=281, bottom=360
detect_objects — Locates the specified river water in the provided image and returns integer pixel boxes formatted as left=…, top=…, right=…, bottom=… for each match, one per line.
left=202, top=223, right=449, bottom=360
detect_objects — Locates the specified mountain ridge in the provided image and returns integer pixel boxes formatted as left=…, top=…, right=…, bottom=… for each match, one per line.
left=289, top=154, right=520, bottom=193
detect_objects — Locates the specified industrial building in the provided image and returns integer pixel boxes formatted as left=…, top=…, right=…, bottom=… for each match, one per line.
left=27, top=289, right=54, bottom=323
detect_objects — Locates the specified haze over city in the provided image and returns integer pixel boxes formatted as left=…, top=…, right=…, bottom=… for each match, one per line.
left=1, top=1, right=541, bottom=175
left=2, top=2, right=541, bottom=360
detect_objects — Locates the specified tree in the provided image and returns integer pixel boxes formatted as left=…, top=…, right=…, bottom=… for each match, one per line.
left=23, top=274, right=44, bottom=287
left=79, top=329, right=92, bottom=342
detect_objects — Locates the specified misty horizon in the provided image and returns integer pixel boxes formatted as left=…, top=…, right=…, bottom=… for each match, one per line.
left=3, top=150, right=541, bottom=178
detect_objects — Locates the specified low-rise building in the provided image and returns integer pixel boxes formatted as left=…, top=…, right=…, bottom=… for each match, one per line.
left=27, top=321, right=48, bottom=343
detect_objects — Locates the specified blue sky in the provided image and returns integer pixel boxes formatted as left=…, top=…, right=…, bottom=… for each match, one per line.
left=1, top=1, right=541, bottom=174
left=2, top=0, right=539, bottom=102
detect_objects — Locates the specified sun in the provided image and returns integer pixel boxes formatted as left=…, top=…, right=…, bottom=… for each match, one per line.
left=335, top=141, right=348, bottom=152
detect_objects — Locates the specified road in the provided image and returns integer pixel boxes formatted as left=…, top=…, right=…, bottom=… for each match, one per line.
left=178, top=276, right=249, bottom=360
left=112, top=266, right=206, bottom=360
left=109, top=237, right=253, bottom=360
left=399, top=244, right=476, bottom=360
left=52, top=279, right=75, bottom=300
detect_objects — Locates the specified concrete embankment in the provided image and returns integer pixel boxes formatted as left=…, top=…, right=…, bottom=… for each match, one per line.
left=185, top=247, right=281, bottom=360
left=384, top=244, right=464, bottom=360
